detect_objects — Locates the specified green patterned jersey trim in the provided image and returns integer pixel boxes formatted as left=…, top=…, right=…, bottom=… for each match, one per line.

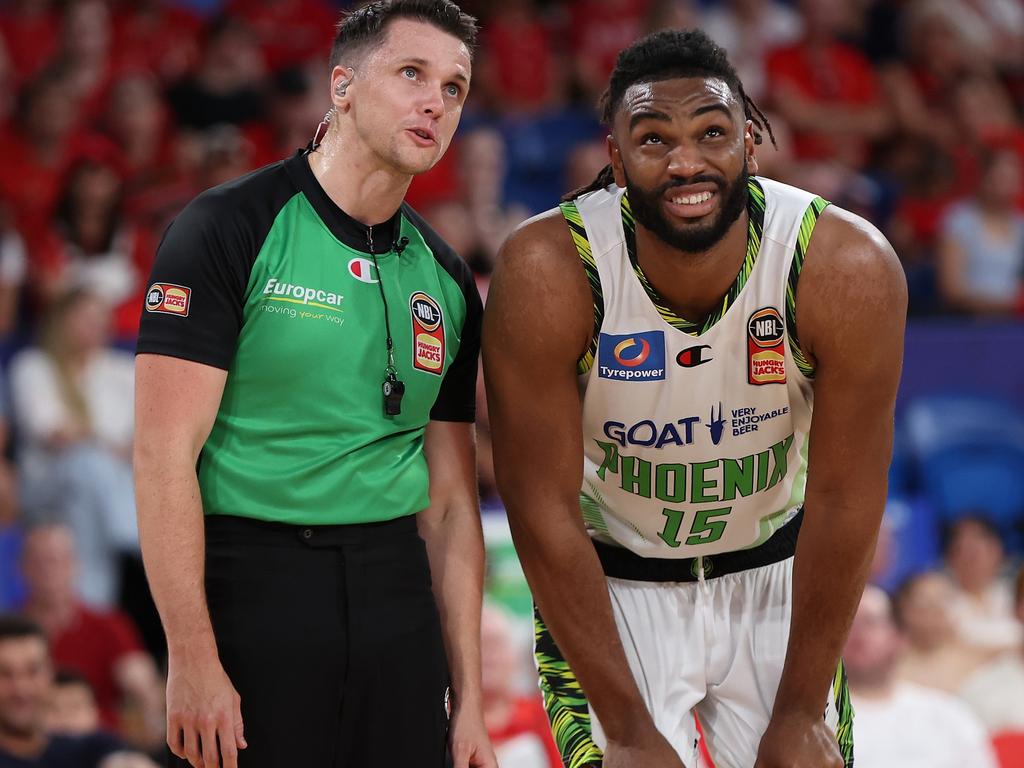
left=833, top=659, right=855, bottom=766
left=620, top=178, right=766, bottom=336
left=786, top=196, right=829, bottom=379
left=535, top=608, right=604, bottom=768
left=580, top=491, right=610, bottom=535
left=560, top=200, right=604, bottom=375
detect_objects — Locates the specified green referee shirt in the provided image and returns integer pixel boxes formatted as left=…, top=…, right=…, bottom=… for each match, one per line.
left=136, top=150, right=482, bottom=526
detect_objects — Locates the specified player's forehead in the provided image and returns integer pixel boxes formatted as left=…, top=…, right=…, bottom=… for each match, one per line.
left=370, top=18, right=472, bottom=82
left=617, top=76, right=739, bottom=125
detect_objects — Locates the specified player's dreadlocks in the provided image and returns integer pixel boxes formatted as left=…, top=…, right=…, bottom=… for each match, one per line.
left=564, top=28, right=775, bottom=202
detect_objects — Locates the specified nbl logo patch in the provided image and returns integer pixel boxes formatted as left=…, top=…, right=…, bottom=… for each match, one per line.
left=409, top=292, right=445, bottom=375
left=747, top=307, right=786, bottom=385
left=597, top=331, right=666, bottom=381
left=145, top=283, right=191, bottom=317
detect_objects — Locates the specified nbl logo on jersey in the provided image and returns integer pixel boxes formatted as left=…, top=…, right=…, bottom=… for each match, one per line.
left=409, top=292, right=445, bottom=375
left=145, top=283, right=191, bottom=317
left=747, top=307, right=786, bottom=385
left=597, top=331, right=666, bottom=381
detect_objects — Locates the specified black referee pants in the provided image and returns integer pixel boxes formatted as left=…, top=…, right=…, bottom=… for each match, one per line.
left=169, top=513, right=450, bottom=768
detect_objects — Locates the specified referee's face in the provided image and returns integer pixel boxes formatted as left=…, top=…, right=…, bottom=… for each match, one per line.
left=351, top=19, right=472, bottom=176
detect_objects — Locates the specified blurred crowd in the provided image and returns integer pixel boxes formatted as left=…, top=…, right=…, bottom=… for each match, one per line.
left=0, top=0, right=1022, bottom=766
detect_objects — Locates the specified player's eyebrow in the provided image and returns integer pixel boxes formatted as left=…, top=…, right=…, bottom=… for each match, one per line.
left=629, top=109, right=672, bottom=131
left=691, top=103, right=732, bottom=120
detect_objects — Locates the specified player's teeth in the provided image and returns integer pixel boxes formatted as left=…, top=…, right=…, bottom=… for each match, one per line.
left=672, top=191, right=713, bottom=205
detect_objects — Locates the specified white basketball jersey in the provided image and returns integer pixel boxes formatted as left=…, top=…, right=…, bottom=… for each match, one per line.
left=570, top=177, right=827, bottom=558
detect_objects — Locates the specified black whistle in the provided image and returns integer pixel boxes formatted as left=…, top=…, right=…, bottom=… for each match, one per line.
left=383, top=373, right=405, bottom=416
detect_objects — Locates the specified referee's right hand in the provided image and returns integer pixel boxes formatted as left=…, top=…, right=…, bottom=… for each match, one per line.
left=166, top=649, right=247, bottom=768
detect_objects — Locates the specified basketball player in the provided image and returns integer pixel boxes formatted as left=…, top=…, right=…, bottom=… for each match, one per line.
left=483, top=29, right=906, bottom=768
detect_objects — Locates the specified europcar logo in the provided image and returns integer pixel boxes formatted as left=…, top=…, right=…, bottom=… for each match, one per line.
left=598, top=331, right=666, bottom=381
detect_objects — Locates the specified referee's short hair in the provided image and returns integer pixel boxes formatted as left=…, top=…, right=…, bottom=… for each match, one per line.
left=330, top=0, right=478, bottom=68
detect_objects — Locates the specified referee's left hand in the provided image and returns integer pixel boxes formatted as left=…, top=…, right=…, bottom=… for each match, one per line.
left=449, top=703, right=498, bottom=768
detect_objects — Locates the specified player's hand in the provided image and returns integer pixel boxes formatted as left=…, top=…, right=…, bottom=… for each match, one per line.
left=449, top=701, right=498, bottom=768
left=604, top=726, right=688, bottom=768
left=754, top=712, right=844, bottom=768
left=166, top=649, right=246, bottom=768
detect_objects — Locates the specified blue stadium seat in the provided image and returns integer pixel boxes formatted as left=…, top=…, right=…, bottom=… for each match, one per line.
left=903, top=395, right=1024, bottom=549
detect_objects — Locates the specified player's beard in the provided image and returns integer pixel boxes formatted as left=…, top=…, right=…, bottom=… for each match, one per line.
left=624, top=164, right=749, bottom=254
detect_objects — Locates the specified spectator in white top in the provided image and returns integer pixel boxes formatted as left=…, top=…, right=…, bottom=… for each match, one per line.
left=893, top=570, right=990, bottom=693
left=8, top=289, right=136, bottom=607
left=938, top=147, right=1024, bottom=315
left=946, top=515, right=1022, bottom=655
left=960, top=564, right=1024, bottom=734
left=845, top=585, right=998, bottom=768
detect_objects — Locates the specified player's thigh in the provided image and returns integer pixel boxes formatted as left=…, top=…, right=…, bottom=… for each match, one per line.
left=535, top=577, right=706, bottom=767
left=697, top=558, right=792, bottom=768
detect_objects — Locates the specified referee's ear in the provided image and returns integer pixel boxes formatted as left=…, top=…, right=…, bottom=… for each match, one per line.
left=330, top=66, right=356, bottom=114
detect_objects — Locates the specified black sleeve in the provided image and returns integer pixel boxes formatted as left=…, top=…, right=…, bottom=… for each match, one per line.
left=135, top=187, right=260, bottom=370
left=431, top=255, right=482, bottom=424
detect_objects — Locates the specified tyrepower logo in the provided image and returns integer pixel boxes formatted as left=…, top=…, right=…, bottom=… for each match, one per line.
left=145, top=283, right=191, bottom=317
left=747, top=307, right=786, bottom=385
left=597, top=331, right=666, bottom=381
left=410, top=292, right=445, bottom=375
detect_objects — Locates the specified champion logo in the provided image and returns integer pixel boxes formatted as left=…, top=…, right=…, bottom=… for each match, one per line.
left=348, top=258, right=379, bottom=284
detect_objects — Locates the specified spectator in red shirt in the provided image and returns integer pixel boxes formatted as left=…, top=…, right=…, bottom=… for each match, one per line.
left=32, top=148, right=155, bottom=340
left=18, top=525, right=164, bottom=750
left=224, top=0, right=336, bottom=72
left=765, top=0, right=890, bottom=169
left=478, top=0, right=562, bottom=113
left=0, top=0, right=59, bottom=84
left=569, top=0, right=651, bottom=100
left=109, top=0, right=202, bottom=84
left=481, top=603, right=561, bottom=768
left=0, top=68, right=86, bottom=241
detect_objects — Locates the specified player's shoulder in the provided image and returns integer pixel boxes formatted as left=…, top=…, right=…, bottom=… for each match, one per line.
left=500, top=205, right=579, bottom=273
left=803, top=201, right=905, bottom=298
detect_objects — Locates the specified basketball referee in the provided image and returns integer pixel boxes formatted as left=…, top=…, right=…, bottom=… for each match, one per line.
left=133, top=3, right=496, bottom=767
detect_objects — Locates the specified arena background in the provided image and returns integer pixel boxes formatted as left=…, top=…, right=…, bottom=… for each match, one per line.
left=0, top=0, right=1022, bottom=766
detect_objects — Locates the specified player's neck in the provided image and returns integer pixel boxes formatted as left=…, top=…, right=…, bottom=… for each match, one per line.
left=308, top=127, right=413, bottom=226
left=634, top=211, right=750, bottom=323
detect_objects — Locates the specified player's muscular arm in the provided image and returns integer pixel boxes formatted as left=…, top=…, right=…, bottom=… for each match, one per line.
left=134, top=355, right=245, bottom=768
left=754, top=209, right=907, bottom=768
left=484, top=214, right=685, bottom=768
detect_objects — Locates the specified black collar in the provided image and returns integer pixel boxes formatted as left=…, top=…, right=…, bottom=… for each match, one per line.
left=284, top=149, right=402, bottom=255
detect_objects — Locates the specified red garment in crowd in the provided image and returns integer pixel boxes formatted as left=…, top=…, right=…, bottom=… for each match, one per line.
left=0, top=128, right=94, bottom=241
left=30, top=223, right=156, bottom=340
left=225, top=0, right=337, bottom=71
left=406, top=144, right=462, bottom=210
left=49, top=604, right=145, bottom=732
left=568, top=0, right=650, bottom=85
left=110, top=4, right=203, bottom=83
left=489, top=696, right=562, bottom=768
left=482, top=12, right=556, bottom=111
left=992, top=731, right=1024, bottom=768
left=766, top=41, right=882, bottom=166
left=0, top=7, right=59, bottom=82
